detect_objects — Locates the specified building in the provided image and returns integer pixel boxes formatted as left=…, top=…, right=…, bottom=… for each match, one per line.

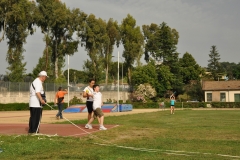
left=202, top=81, right=240, bottom=102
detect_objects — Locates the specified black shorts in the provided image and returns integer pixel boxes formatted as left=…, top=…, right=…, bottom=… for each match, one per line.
left=86, top=101, right=93, bottom=113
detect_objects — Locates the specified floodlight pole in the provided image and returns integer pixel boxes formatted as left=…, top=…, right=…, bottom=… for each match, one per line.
left=120, top=57, right=123, bottom=100
left=117, top=51, right=119, bottom=112
left=67, top=54, right=70, bottom=107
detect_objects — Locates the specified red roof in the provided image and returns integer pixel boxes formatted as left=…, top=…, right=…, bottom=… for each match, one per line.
left=202, top=81, right=240, bottom=91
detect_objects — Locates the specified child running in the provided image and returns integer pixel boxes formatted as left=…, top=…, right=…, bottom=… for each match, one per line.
left=85, top=84, right=107, bottom=130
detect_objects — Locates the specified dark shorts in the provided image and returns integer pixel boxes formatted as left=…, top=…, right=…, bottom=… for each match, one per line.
left=86, top=101, right=93, bottom=113
left=93, top=108, right=104, bottom=119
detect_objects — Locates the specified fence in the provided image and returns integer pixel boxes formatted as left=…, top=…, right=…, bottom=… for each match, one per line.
left=0, top=82, right=133, bottom=104
left=0, top=82, right=133, bottom=92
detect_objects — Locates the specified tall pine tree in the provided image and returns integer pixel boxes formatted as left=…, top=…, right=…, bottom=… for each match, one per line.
left=207, top=45, right=221, bottom=81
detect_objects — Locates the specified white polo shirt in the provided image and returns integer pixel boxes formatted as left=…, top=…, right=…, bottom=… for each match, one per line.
left=83, top=86, right=94, bottom=101
left=93, top=92, right=102, bottom=110
left=29, top=78, right=44, bottom=107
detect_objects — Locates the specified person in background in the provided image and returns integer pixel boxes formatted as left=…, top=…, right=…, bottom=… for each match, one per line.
left=28, top=71, right=48, bottom=134
left=55, top=87, right=68, bottom=119
left=170, top=95, right=175, bottom=115
left=85, top=84, right=107, bottom=130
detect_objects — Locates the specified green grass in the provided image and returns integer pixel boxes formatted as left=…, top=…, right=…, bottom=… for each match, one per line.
left=1, top=110, right=240, bottom=159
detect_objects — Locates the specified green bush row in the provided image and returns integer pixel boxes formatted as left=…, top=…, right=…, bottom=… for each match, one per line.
left=210, top=102, right=240, bottom=108
left=132, top=102, right=240, bottom=109
left=0, top=103, right=65, bottom=111
left=1, top=102, right=240, bottom=111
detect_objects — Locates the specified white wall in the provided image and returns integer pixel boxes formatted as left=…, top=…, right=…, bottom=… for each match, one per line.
left=0, top=91, right=130, bottom=104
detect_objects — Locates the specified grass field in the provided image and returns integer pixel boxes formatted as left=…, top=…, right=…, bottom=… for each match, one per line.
left=0, top=110, right=240, bottom=159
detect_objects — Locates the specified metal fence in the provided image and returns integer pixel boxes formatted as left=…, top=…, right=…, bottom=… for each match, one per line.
left=0, top=81, right=133, bottom=93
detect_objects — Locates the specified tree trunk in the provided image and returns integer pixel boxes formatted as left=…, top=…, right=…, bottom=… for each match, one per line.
left=55, top=36, right=58, bottom=79
left=128, top=67, right=131, bottom=85
left=105, top=51, right=109, bottom=85
left=45, top=38, right=48, bottom=71
left=106, top=63, right=109, bottom=85
left=0, top=17, right=6, bottom=42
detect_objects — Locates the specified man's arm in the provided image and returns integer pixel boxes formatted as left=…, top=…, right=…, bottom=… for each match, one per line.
left=83, top=91, right=93, bottom=98
left=54, top=93, right=58, bottom=105
left=36, top=92, right=46, bottom=105
left=83, top=91, right=88, bottom=98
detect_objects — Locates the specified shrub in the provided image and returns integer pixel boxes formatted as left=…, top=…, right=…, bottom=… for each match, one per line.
left=0, top=102, right=57, bottom=111
left=69, top=96, right=83, bottom=105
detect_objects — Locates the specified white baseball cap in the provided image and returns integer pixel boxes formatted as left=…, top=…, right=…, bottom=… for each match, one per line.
left=39, top=71, right=49, bottom=77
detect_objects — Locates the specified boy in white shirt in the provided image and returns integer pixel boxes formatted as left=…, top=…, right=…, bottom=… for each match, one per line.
left=85, top=84, right=107, bottom=130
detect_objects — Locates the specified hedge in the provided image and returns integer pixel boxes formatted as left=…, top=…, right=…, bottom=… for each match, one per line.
left=131, top=102, right=240, bottom=109
left=0, top=103, right=63, bottom=111
left=0, top=102, right=240, bottom=111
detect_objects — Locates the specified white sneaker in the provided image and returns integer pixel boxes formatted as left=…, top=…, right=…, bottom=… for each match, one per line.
left=99, top=126, right=107, bottom=130
left=85, top=124, right=92, bottom=129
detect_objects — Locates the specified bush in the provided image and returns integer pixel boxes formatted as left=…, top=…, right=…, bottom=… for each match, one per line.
left=211, top=102, right=240, bottom=108
left=1, top=102, right=240, bottom=111
left=0, top=102, right=63, bottom=111
left=69, top=96, right=83, bottom=105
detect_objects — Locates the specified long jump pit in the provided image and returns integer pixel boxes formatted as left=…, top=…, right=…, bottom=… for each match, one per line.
left=0, top=109, right=159, bottom=137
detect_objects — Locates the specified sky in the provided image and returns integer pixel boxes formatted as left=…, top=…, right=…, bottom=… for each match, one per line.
left=0, top=0, right=240, bottom=75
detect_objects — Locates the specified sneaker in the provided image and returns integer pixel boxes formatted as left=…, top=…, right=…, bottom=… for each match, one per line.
left=56, top=116, right=59, bottom=120
left=85, top=124, right=92, bottom=129
left=99, top=126, right=107, bottom=130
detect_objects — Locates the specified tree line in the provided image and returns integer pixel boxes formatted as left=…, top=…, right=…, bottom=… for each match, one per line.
left=1, top=0, right=240, bottom=101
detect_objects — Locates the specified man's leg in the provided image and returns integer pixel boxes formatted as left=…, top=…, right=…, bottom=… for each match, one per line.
left=59, top=103, right=63, bottom=119
left=56, top=103, right=61, bottom=118
left=31, top=107, right=42, bottom=133
left=28, top=107, right=33, bottom=133
left=86, top=101, right=93, bottom=121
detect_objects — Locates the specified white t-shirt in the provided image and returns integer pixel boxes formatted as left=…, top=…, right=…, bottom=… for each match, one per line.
left=29, top=78, right=44, bottom=107
left=93, top=92, right=102, bottom=110
left=83, top=86, right=94, bottom=101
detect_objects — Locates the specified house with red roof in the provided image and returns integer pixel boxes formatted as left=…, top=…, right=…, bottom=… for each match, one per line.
left=202, top=81, right=240, bottom=102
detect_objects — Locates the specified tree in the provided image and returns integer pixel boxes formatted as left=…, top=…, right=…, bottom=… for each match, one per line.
left=81, top=14, right=108, bottom=82
left=63, top=69, right=88, bottom=83
left=220, top=62, right=238, bottom=80
left=185, top=80, right=204, bottom=102
left=0, top=0, right=35, bottom=82
left=133, top=83, right=157, bottom=103
left=35, top=0, right=85, bottom=80
left=142, top=22, right=179, bottom=72
left=179, top=52, right=204, bottom=84
left=131, top=60, right=158, bottom=88
left=120, top=14, right=144, bottom=85
left=32, top=35, right=54, bottom=82
left=108, top=61, right=118, bottom=84
left=207, top=45, right=221, bottom=81
left=233, top=63, right=240, bottom=80
left=155, top=64, right=175, bottom=97
left=103, top=18, right=120, bottom=85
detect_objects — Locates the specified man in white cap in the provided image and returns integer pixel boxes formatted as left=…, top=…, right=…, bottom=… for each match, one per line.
left=28, top=71, right=48, bottom=134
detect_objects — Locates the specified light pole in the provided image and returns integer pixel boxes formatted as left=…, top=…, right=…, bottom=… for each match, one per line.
left=120, top=57, right=123, bottom=100
left=67, top=55, right=70, bottom=107
left=117, top=51, right=119, bottom=112
left=113, top=54, right=123, bottom=111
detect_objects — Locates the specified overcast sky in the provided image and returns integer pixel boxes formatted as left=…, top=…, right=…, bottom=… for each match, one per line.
left=0, top=0, right=240, bottom=75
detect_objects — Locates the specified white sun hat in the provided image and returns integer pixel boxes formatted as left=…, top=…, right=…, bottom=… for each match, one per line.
left=39, top=71, right=49, bottom=77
